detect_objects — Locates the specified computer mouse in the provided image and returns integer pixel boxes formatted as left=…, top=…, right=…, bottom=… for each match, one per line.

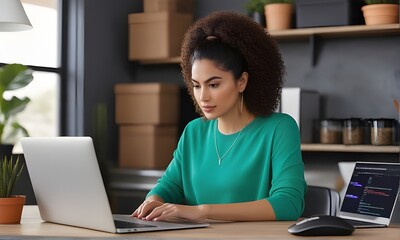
left=288, top=215, right=355, bottom=236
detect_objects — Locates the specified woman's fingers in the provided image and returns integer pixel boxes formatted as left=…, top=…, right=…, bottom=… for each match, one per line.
left=145, top=204, right=175, bottom=221
left=134, top=203, right=205, bottom=222
left=131, top=202, right=145, bottom=217
left=131, top=200, right=163, bottom=218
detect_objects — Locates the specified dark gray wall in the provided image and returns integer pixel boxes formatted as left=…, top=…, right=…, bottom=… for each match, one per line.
left=80, top=0, right=142, bottom=165
left=78, top=0, right=400, bottom=165
left=280, top=37, right=400, bottom=119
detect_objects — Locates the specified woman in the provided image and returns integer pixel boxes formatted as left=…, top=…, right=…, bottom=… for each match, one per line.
left=132, top=11, right=306, bottom=222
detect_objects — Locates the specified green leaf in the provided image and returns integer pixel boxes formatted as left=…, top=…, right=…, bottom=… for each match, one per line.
left=0, top=64, right=33, bottom=145
left=1, top=158, right=9, bottom=197
left=0, top=64, right=33, bottom=92
left=3, top=122, right=30, bottom=143
left=7, top=158, right=15, bottom=196
left=245, top=0, right=267, bottom=12
left=0, top=156, right=24, bottom=198
left=1, top=96, right=30, bottom=120
left=7, top=157, right=23, bottom=197
left=0, top=159, right=6, bottom=196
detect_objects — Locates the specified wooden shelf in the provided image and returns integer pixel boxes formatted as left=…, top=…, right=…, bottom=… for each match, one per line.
left=137, top=24, right=400, bottom=64
left=270, top=24, right=400, bottom=40
left=301, top=144, right=400, bottom=153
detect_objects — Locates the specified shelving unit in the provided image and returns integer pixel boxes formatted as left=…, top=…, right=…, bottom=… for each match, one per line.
left=137, top=23, right=400, bottom=159
left=138, top=24, right=400, bottom=65
left=270, top=23, right=400, bottom=40
left=273, top=23, right=400, bottom=65
left=301, top=144, right=399, bottom=153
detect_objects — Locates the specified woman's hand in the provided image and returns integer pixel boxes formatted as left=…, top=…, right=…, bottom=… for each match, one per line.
left=131, top=195, right=208, bottom=222
left=131, top=199, right=164, bottom=219
left=142, top=203, right=208, bottom=222
left=132, top=198, right=275, bottom=222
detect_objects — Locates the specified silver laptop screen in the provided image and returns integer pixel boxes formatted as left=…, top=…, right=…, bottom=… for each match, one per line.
left=340, top=162, right=400, bottom=218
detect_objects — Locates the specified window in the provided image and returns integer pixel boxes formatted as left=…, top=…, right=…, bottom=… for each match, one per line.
left=0, top=0, right=60, bottom=153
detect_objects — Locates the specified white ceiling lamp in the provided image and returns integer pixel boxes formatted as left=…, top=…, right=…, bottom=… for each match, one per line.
left=0, top=0, right=32, bottom=31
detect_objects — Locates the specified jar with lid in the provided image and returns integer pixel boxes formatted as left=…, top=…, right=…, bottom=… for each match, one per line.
left=343, top=118, right=364, bottom=145
left=320, top=119, right=342, bottom=144
left=371, top=118, right=394, bottom=146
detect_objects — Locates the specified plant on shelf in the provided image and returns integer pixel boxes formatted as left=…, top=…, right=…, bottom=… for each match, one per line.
left=362, top=0, right=399, bottom=25
left=0, top=64, right=34, bottom=158
left=245, top=0, right=267, bottom=27
left=246, top=0, right=295, bottom=13
left=0, top=156, right=26, bottom=224
left=245, top=0, right=266, bottom=13
left=263, top=0, right=295, bottom=31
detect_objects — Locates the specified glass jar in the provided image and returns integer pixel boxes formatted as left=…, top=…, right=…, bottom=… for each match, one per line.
left=371, top=118, right=394, bottom=146
left=320, top=119, right=342, bottom=144
left=342, top=118, right=364, bottom=145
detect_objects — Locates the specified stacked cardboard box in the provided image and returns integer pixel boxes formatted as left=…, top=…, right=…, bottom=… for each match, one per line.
left=128, top=0, right=194, bottom=60
left=115, top=83, right=180, bottom=169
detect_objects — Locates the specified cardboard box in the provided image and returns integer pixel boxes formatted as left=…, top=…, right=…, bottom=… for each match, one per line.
left=119, top=125, right=178, bottom=169
left=144, top=0, right=194, bottom=14
left=295, top=0, right=364, bottom=28
left=115, top=83, right=180, bottom=124
left=128, top=12, right=193, bottom=60
left=280, top=88, right=320, bottom=143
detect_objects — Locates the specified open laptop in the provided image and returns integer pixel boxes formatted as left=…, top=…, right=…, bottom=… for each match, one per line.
left=337, top=161, right=400, bottom=228
left=21, top=137, right=209, bottom=233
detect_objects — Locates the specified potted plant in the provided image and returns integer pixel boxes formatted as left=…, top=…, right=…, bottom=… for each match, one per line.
left=362, top=0, right=399, bottom=25
left=245, top=0, right=267, bottom=27
left=0, top=156, right=26, bottom=224
left=0, top=64, right=34, bottom=159
left=263, top=0, right=295, bottom=31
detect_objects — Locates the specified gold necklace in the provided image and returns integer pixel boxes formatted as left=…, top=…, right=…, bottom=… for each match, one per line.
left=214, top=122, right=243, bottom=165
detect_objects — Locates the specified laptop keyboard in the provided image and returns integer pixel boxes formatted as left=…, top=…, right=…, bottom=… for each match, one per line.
left=114, top=220, right=157, bottom=229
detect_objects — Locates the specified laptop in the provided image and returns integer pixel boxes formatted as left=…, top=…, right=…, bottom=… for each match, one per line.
left=337, top=161, right=400, bottom=228
left=21, top=137, right=209, bottom=233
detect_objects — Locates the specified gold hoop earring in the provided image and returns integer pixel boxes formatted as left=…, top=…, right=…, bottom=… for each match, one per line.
left=240, top=92, right=244, bottom=116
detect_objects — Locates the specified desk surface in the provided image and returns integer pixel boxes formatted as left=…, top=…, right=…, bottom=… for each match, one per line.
left=0, top=206, right=398, bottom=239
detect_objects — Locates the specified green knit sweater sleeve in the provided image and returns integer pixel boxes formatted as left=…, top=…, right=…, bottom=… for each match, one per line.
left=265, top=116, right=306, bottom=220
left=146, top=150, right=185, bottom=204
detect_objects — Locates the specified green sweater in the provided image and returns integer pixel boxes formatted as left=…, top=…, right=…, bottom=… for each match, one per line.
left=147, top=113, right=307, bottom=220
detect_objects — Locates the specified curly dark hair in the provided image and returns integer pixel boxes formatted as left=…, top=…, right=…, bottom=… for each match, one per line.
left=181, top=11, right=285, bottom=117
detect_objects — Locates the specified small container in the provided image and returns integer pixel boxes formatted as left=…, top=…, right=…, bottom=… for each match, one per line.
left=371, top=118, right=394, bottom=146
left=320, top=119, right=342, bottom=144
left=342, top=118, right=364, bottom=145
